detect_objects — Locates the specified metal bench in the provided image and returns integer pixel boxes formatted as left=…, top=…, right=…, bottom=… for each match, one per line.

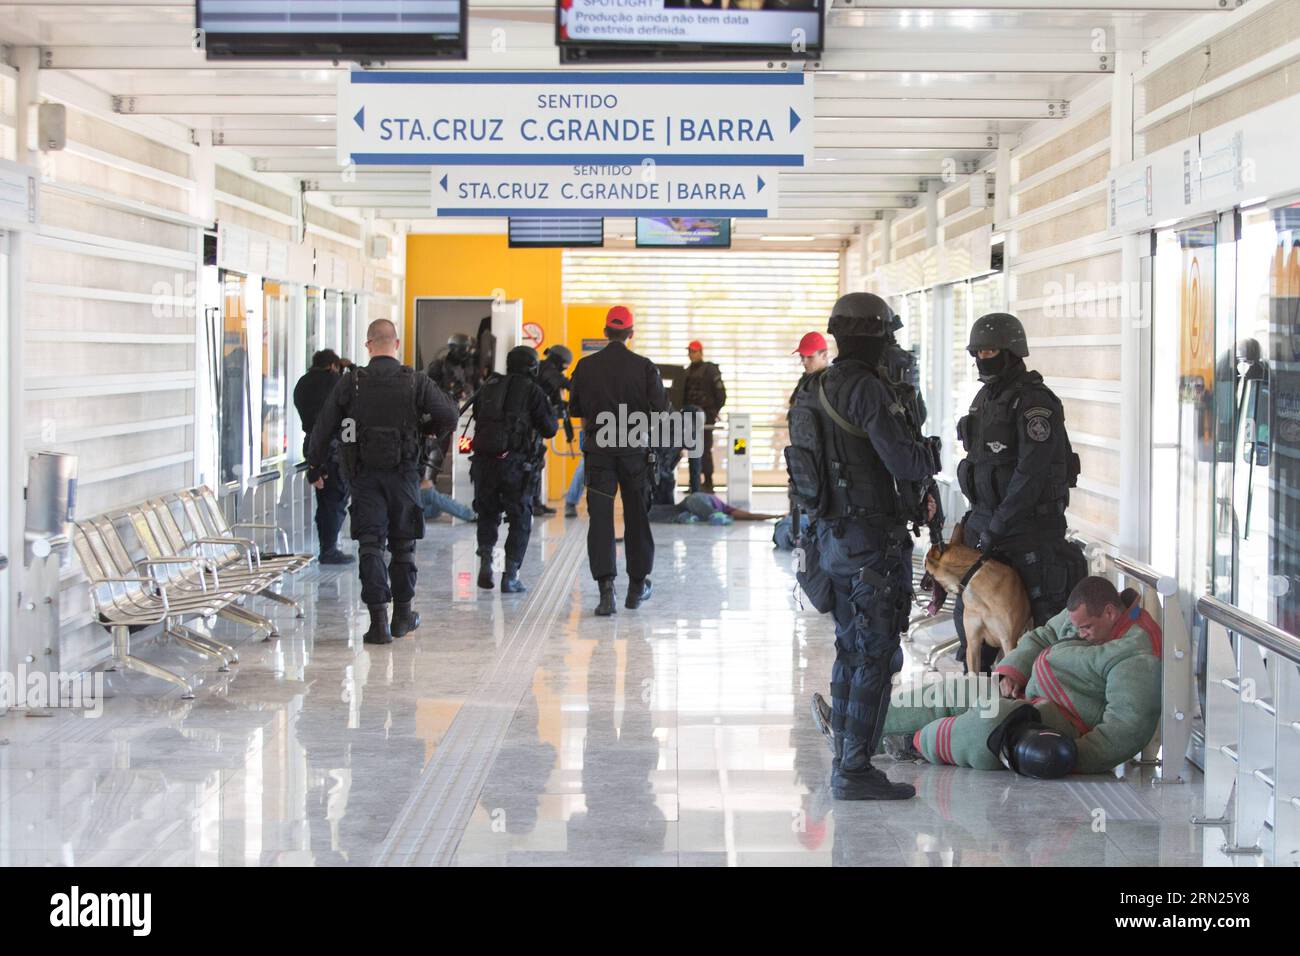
left=143, top=494, right=289, bottom=637
left=73, top=521, right=236, bottom=698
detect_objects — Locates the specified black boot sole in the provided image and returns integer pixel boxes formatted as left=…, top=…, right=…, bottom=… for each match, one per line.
left=363, top=632, right=393, bottom=645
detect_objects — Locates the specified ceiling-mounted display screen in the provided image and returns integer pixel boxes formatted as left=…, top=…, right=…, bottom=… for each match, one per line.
left=197, top=1, right=467, bottom=60
left=557, top=0, right=823, bottom=63
left=509, top=217, right=605, bottom=248
left=636, top=217, right=732, bottom=248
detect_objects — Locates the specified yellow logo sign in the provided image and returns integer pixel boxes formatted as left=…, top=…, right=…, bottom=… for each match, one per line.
left=733, top=438, right=747, bottom=455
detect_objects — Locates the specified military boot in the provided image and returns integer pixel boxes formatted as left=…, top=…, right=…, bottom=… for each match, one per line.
left=477, top=553, right=495, bottom=590
left=363, top=604, right=392, bottom=645
left=595, top=578, right=617, bottom=616
left=831, top=734, right=915, bottom=801
left=625, top=577, right=651, bottom=609
left=501, top=560, right=526, bottom=593
left=391, top=602, right=421, bottom=637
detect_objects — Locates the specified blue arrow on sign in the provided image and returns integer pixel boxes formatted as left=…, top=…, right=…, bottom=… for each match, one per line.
left=439, top=174, right=448, bottom=192
left=757, top=174, right=766, bottom=193
left=789, top=108, right=801, bottom=132
left=353, top=107, right=365, bottom=131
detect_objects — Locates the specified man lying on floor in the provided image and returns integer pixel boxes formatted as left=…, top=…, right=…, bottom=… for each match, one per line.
left=878, top=576, right=1161, bottom=777
left=647, top=491, right=782, bottom=526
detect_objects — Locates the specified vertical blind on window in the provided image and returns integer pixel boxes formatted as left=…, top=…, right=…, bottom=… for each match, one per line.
left=562, top=250, right=842, bottom=482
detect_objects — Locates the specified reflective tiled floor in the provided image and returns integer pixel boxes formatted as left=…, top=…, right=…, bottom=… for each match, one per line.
left=0, top=495, right=1263, bottom=866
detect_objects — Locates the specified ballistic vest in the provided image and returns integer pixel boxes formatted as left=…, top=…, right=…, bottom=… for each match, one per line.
left=786, top=360, right=904, bottom=522
left=473, top=373, right=539, bottom=458
left=344, top=363, right=420, bottom=474
left=956, top=368, right=1079, bottom=530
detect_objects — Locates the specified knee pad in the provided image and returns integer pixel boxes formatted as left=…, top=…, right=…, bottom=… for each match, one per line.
left=358, top=535, right=386, bottom=560
left=389, top=539, right=416, bottom=566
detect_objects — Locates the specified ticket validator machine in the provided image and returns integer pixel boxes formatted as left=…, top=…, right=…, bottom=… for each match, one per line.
left=725, top=413, right=752, bottom=510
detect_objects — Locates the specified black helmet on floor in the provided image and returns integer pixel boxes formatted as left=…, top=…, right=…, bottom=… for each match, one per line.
left=506, top=345, right=540, bottom=376
left=967, top=313, right=1029, bottom=358
left=827, top=292, right=901, bottom=338
left=544, top=344, right=573, bottom=367
left=447, top=332, right=472, bottom=353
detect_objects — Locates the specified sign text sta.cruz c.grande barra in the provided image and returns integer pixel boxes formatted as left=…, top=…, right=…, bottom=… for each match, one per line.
left=338, top=71, right=813, bottom=167
left=432, top=164, right=779, bottom=216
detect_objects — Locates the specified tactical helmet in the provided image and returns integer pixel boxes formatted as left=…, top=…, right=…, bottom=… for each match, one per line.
left=967, top=312, right=1029, bottom=358
left=447, top=332, right=472, bottom=352
left=506, top=345, right=540, bottom=376
left=544, top=343, right=573, bottom=367
left=827, top=292, right=901, bottom=338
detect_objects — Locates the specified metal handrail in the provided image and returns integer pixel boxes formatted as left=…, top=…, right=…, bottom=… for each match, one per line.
left=1113, top=555, right=1177, bottom=597
left=1196, top=594, right=1300, bottom=664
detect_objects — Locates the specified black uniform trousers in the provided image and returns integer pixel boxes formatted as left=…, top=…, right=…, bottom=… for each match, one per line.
left=314, top=446, right=350, bottom=554
left=816, top=519, right=913, bottom=748
left=348, top=463, right=425, bottom=606
left=472, top=455, right=534, bottom=565
left=584, top=450, right=654, bottom=582
left=701, top=415, right=717, bottom=486
left=955, top=513, right=1089, bottom=671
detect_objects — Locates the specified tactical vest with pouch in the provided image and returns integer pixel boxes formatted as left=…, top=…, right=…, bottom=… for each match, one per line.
left=785, top=360, right=904, bottom=522
left=472, top=373, right=536, bottom=458
left=956, top=370, right=1080, bottom=526
left=342, top=364, right=420, bottom=476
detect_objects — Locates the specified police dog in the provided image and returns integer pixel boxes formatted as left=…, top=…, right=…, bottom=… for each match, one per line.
left=919, top=524, right=1032, bottom=674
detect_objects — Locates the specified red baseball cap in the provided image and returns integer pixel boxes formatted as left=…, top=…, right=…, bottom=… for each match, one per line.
left=605, top=305, right=634, bottom=330
left=794, top=331, right=828, bottom=356
left=687, top=340, right=703, bottom=352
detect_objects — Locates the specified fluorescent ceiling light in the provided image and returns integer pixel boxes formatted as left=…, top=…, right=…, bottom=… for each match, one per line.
left=760, top=235, right=816, bottom=241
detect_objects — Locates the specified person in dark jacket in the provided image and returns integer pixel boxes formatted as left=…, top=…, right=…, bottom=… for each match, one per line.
left=309, top=320, right=459, bottom=644
left=294, top=349, right=352, bottom=564
left=528, top=343, right=573, bottom=516
left=469, top=346, right=558, bottom=593
left=682, top=340, right=726, bottom=491
left=568, top=306, right=669, bottom=616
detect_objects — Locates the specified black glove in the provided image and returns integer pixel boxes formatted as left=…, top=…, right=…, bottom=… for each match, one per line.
left=306, top=464, right=325, bottom=483
left=976, top=531, right=996, bottom=554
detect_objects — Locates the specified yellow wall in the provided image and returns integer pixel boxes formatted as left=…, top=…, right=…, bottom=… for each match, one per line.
left=405, top=234, right=610, bottom=499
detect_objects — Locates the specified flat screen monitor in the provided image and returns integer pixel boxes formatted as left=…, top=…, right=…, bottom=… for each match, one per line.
left=558, top=0, right=824, bottom=63
left=636, top=217, right=732, bottom=248
left=508, top=217, right=605, bottom=248
left=196, top=1, right=467, bottom=60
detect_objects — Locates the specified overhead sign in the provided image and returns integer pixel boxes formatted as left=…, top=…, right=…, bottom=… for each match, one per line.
left=432, top=164, right=778, bottom=216
left=338, top=71, right=813, bottom=168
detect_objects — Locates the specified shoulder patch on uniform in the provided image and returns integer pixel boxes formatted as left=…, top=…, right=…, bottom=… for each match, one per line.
left=1023, top=405, right=1053, bottom=420
left=888, top=401, right=905, bottom=417
left=1025, top=415, right=1052, bottom=443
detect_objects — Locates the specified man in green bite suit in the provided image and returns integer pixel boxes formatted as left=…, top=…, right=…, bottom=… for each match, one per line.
left=879, top=576, right=1163, bottom=777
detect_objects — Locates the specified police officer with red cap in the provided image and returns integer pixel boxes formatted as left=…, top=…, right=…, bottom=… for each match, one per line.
left=568, top=306, right=669, bottom=616
left=682, top=339, right=726, bottom=492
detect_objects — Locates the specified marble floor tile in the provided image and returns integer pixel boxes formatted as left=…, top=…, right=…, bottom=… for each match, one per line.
left=0, top=494, right=1247, bottom=866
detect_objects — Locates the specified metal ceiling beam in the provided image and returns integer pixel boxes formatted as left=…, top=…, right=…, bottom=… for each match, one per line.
left=816, top=131, right=1001, bottom=149
left=114, top=95, right=335, bottom=115
left=814, top=97, right=1066, bottom=119
left=814, top=50, right=1113, bottom=73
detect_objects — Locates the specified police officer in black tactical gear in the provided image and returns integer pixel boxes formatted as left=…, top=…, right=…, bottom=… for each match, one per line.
left=568, top=305, right=669, bottom=616
left=295, top=349, right=353, bottom=565
left=956, top=312, right=1087, bottom=667
left=426, top=332, right=477, bottom=403
left=309, top=319, right=459, bottom=645
left=528, top=343, right=574, bottom=517
left=469, top=345, right=558, bottom=593
left=785, top=292, right=942, bottom=801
